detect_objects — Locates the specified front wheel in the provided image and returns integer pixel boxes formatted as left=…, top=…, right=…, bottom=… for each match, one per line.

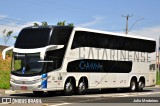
left=76, top=81, right=86, bottom=95
left=63, top=81, right=74, bottom=96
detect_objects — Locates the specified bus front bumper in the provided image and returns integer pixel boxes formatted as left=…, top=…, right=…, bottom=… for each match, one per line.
left=10, top=81, right=51, bottom=91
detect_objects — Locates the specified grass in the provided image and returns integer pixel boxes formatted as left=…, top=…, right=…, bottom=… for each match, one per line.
left=0, top=52, right=11, bottom=89
left=156, top=71, right=160, bottom=85
left=0, top=70, right=10, bottom=89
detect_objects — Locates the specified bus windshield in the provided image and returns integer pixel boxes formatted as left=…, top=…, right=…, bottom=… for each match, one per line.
left=15, top=28, right=51, bottom=49
left=11, top=53, right=44, bottom=76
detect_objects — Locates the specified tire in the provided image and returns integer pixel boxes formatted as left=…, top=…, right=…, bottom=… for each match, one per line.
left=63, top=80, right=74, bottom=96
left=129, top=79, right=137, bottom=92
left=33, top=91, right=44, bottom=96
left=77, top=80, right=86, bottom=95
left=137, top=80, right=145, bottom=92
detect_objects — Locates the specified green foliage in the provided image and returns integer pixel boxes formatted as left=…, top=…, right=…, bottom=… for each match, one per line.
left=0, top=52, right=12, bottom=89
left=33, top=21, right=48, bottom=26
left=14, top=60, right=21, bottom=71
left=67, top=23, right=74, bottom=27
left=57, top=21, right=74, bottom=26
left=0, top=70, right=10, bottom=89
left=57, top=20, right=66, bottom=26
left=6, top=31, right=13, bottom=37
left=33, top=23, right=40, bottom=26
left=2, top=29, right=13, bottom=45
left=6, top=51, right=12, bottom=57
left=41, top=21, right=48, bottom=26
left=156, top=71, right=160, bottom=85
left=13, top=36, right=18, bottom=39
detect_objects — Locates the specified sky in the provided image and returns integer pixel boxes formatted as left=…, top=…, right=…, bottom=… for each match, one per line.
left=0, top=0, right=160, bottom=47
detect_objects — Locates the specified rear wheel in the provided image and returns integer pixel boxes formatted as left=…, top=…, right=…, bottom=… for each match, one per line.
left=77, top=81, right=86, bottom=95
left=137, top=80, right=145, bottom=92
left=129, top=79, right=137, bottom=92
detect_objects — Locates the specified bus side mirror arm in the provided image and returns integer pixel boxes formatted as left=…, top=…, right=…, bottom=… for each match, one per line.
left=2, top=46, right=14, bottom=60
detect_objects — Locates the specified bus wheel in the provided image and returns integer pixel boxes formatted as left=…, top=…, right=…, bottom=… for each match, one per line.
left=129, top=79, right=137, bottom=92
left=137, top=80, right=145, bottom=92
left=33, top=91, right=44, bottom=96
left=77, top=81, right=86, bottom=95
left=63, top=80, right=74, bottom=96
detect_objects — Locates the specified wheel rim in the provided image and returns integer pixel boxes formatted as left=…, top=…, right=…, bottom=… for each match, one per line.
left=65, top=82, right=73, bottom=93
left=79, top=82, right=85, bottom=92
left=139, top=82, right=144, bottom=89
left=131, top=82, right=136, bottom=91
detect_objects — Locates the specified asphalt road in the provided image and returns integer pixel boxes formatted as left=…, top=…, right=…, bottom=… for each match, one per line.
left=0, top=87, right=160, bottom=106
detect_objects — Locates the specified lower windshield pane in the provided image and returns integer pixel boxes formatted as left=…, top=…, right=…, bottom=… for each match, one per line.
left=12, top=53, right=43, bottom=75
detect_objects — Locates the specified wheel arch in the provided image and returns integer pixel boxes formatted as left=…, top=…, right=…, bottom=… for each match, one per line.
left=63, top=76, right=76, bottom=89
left=128, top=76, right=138, bottom=86
left=139, top=76, right=145, bottom=85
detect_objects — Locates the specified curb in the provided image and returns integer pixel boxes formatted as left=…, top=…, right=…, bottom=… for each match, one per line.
left=155, top=85, right=160, bottom=87
left=0, top=89, right=32, bottom=95
left=0, top=89, right=5, bottom=94
left=0, top=85, right=160, bottom=95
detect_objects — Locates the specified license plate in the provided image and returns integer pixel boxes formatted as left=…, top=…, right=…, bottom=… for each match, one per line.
left=21, top=86, right=27, bottom=90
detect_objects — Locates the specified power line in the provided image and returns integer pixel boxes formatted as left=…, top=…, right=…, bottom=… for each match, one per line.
left=122, top=14, right=133, bottom=34
left=0, top=23, right=23, bottom=28
left=0, top=19, right=26, bottom=25
left=128, top=18, right=144, bottom=32
left=0, top=17, right=27, bottom=24
left=129, top=31, right=159, bottom=38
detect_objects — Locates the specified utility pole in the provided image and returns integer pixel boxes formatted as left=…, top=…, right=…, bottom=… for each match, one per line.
left=158, top=36, right=160, bottom=84
left=122, top=14, right=133, bottom=34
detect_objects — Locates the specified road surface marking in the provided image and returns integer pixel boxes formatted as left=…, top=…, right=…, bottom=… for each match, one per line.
left=49, top=103, right=71, bottom=106
left=64, top=92, right=160, bottom=98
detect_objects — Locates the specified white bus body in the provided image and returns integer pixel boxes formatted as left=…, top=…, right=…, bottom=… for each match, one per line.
left=2, top=26, right=156, bottom=95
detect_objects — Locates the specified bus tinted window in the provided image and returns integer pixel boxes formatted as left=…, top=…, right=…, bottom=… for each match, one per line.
left=108, top=35, right=125, bottom=50
left=124, top=38, right=156, bottom=52
left=15, top=28, right=51, bottom=49
left=45, top=48, right=65, bottom=72
left=49, top=27, right=73, bottom=45
left=71, top=31, right=108, bottom=49
left=67, top=59, right=132, bottom=73
left=71, top=31, right=156, bottom=53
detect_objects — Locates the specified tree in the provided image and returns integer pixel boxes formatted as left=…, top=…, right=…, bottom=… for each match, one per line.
left=33, top=23, right=40, bottom=26
left=2, top=29, right=13, bottom=45
left=33, top=21, right=48, bottom=26
left=57, top=20, right=66, bottom=26
left=13, top=36, right=18, bottom=39
left=57, top=21, right=74, bottom=26
left=67, top=23, right=74, bottom=27
left=41, top=21, right=48, bottom=26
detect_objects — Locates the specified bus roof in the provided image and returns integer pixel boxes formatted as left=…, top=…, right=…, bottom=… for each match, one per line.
left=22, top=26, right=155, bottom=41
left=24, top=25, right=73, bottom=29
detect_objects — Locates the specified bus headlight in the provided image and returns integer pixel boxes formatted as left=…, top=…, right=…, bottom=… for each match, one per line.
left=10, top=78, right=15, bottom=82
left=34, top=79, right=42, bottom=83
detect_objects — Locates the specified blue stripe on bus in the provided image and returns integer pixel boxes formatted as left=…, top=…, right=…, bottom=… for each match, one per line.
left=41, top=74, right=47, bottom=88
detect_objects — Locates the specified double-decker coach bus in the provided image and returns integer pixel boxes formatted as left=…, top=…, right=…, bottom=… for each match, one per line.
left=2, top=26, right=156, bottom=96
